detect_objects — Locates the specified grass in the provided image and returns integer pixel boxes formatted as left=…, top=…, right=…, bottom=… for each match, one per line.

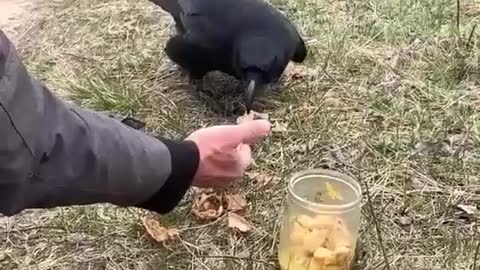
left=1, top=0, right=480, bottom=269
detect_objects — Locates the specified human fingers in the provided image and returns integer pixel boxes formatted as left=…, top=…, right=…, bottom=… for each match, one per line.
left=235, top=143, right=253, bottom=173
left=222, top=120, right=271, bottom=147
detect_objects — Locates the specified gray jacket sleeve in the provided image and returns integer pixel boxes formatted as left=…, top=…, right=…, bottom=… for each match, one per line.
left=0, top=30, right=199, bottom=216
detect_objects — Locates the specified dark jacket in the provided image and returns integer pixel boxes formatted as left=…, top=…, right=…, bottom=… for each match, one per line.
left=0, top=30, right=199, bottom=216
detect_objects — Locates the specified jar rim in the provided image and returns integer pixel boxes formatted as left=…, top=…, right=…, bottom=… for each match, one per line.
left=287, top=168, right=362, bottom=212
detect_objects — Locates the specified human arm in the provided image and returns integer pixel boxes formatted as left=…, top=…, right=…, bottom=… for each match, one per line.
left=0, top=30, right=199, bottom=216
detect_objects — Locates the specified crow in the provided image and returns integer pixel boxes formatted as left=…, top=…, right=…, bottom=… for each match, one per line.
left=150, top=0, right=307, bottom=113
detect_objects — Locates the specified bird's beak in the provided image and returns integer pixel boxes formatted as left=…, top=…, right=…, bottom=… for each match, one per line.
left=245, top=80, right=256, bottom=114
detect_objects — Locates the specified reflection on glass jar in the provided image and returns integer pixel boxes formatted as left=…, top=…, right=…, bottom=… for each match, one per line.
left=278, top=169, right=362, bottom=270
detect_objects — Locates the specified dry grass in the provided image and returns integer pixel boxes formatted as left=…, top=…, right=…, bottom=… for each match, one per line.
left=1, top=0, right=480, bottom=269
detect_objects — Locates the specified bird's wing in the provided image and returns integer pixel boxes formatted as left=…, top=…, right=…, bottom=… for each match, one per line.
left=177, top=0, right=248, bottom=48
left=270, top=9, right=307, bottom=62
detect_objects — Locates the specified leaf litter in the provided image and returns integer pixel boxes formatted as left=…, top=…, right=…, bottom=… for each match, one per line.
left=142, top=216, right=179, bottom=245
left=190, top=188, right=253, bottom=232
left=225, top=193, right=247, bottom=213
left=227, top=212, right=253, bottom=233
left=246, top=170, right=281, bottom=188
left=192, top=192, right=224, bottom=221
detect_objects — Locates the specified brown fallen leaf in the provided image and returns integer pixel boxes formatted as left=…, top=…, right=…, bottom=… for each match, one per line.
left=246, top=171, right=281, bottom=188
left=225, top=193, right=247, bottom=212
left=227, top=212, right=253, bottom=233
left=142, top=216, right=179, bottom=244
left=192, top=192, right=224, bottom=221
left=236, top=110, right=269, bottom=125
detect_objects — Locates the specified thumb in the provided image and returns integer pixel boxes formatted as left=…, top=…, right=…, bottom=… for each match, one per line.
left=223, top=119, right=271, bottom=147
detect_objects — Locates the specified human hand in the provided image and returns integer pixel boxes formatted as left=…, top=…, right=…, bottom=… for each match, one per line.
left=185, top=120, right=271, bottom=188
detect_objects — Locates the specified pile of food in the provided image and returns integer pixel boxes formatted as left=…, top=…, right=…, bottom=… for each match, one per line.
left=278, top=214, right=355, bottom=270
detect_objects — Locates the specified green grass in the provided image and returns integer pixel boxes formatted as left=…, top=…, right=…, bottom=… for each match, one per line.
left=1, top=0, right=480, bottom=269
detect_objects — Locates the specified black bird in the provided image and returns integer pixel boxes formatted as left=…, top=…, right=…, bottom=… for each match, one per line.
left=150, top=0, right=307, bottom=113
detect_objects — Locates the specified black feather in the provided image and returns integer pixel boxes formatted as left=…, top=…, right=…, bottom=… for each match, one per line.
left=151, top=0, right=308, bottom=112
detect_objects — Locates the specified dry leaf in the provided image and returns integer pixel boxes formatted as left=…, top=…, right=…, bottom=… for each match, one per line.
left=457, top=204, right=478, bottom=215
left=246, top=171, right=281, bottom=187
left=412, top=140, right=451, bottom=156
left=142, top=216, right=179, bottom=244
left=225, top=193, right=247, bottom=212
left=192, top=192, right=224, bottom=221
left=282, top=62, right=305, bottom=81
left=227, top=212, right=253, bottom=233
left=236, top=110, right=269, bottom=124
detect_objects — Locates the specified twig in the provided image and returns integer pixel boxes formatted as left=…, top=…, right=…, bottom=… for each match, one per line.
left=198, top=255, right=273, bottom=266
left=466, top=24, right=477, bottom=49
left=364, top=176, right=391, bottom=270
left=0, top=225, right=72, bottom=234
left=359, top=198, right=394, bottom=237
left=179, top=216, right=223, bottom=232
left=456, top=0, right=461, bottom=31
left=178, top=237, right=212, bottom=270
left=473, top=237, right=480, bottom=270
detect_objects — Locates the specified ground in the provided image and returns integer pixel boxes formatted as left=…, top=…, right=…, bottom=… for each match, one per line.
left=0, top=0, right=480, bottom=269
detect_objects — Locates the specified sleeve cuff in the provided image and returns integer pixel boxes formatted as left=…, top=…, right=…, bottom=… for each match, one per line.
left=136, top=138, right=200, bottom=214
left=0, top=30, right=10, bottom=77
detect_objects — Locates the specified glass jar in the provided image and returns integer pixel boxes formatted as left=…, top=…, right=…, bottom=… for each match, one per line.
left=278, top=169, right=362, bottom=270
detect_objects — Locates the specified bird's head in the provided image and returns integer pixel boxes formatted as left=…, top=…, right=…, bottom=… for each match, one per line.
left=243, top=69, right=265, bottom=114
left=234, top=35, right=282, bottom=113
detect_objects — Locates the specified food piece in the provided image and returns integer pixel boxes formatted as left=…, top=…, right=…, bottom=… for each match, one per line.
left=303, top=228, right=328, bottom=252
left=324, top=266, right=346, bottom=270
left=236, top=110, right=269, bottom=124
left=297, top=214, right=316, bottom=229
left=307, top=259, right=325, bottom=270
left=312, top=215, right=336, bottom=230
left=325, top=182, right=344, bottom=201
left=282, top=214, right=355, bottom=270
left=290, top=221, right=309, bottom=245
left=326, top=218, right=352, bottom=250
left=288, top=253, right=310, bottom=270
left=333, top=246, right=352, bottom=266
left=291, top=245, right=311, bottom=258
left=279, top=245, right=313, bottom=270
left=278, top=248, right=291, bottom=270
left=313, top=247, right=336, bottom=265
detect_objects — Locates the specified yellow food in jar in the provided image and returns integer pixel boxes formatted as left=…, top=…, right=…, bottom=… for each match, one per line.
left=279, top=214, right=355, bottom=270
